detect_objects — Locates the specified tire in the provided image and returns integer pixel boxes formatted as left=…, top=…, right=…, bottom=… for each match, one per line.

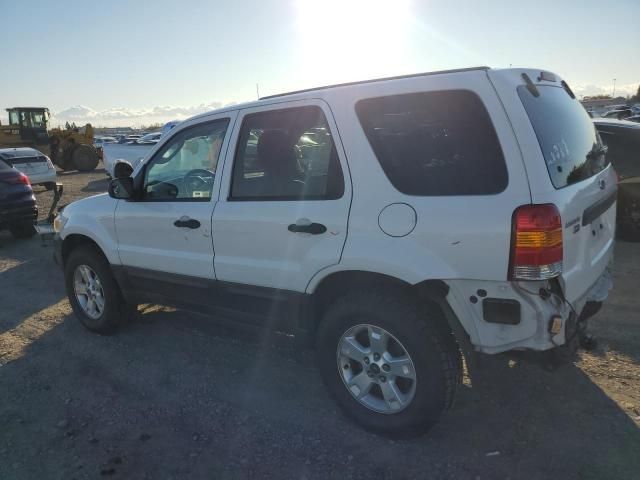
left=9, top=221, right=37, bottom=239
left=71, top=144, right=99, bottom=171
left=316, top=290, right=460, bottom=437
left=64, top=245, right=128, bottom=333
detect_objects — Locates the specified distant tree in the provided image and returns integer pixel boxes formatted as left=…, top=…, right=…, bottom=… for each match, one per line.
left=584, top=94, right=612, bottom=100
left=631, top=85, right=640, bottom=102
left=139, top=122, right=163, bottom=131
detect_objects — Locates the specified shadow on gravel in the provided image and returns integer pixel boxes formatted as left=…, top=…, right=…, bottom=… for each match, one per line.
left=57, top=168, right=107, bottom=177
left=1, top=301, right=638, bottom=480
left=0, top=234, right=65, bottom=334
left=81, top=178, right=110, bottom=193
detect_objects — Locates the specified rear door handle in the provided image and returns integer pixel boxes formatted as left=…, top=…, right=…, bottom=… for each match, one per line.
left=174, top=217, right=200, bottom=229
left=288, top=221, right=327, bottom=235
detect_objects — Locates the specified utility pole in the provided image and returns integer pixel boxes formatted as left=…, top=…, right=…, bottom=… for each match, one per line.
left=612, top=78, right=617, bottom=98
left=256, top=83, right=260, bottom=100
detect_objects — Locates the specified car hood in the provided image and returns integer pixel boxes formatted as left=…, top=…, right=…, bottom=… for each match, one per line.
left=61, top=193, right=115, bottom=218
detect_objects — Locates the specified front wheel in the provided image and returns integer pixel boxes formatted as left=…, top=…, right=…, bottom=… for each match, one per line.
left=64, top=245, right=128, bottom=333
left=316, top=290, right=460, bottom=437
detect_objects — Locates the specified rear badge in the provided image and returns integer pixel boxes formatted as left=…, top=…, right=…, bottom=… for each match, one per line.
left=599, top=179, right=606, bottom=190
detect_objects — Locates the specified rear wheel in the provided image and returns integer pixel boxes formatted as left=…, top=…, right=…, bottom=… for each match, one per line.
left=64, top=245, right=128, bottom=333
left=316, top=290, right=460, bottom=437
left=71, top=144, right=99, bottom=171
left=9, top=221, right=37, bottom=239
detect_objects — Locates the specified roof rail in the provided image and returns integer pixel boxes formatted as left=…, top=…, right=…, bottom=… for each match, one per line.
left=260, top=66, right=490, bottom=100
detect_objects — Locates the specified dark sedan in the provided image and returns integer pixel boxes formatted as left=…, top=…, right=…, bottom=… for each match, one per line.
left=594, top=118, right=640, bottom=240
left=0, top=158, right=38, bottom=238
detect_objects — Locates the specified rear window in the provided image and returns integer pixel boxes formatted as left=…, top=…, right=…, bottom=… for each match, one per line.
left=355, top=90, right=508, bottom=196
left=2, top=155, right=47, bottom=166
left=518, top=84, right=609, bottom=189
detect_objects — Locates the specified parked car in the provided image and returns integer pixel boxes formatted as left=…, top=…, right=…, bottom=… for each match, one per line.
left=602, top=108, right=633, bottom=120
left=53, top=67, right=616, bottom=436
left=0, top=158, right=38, bottom=238
left=103, top=122, right=182, bottom=178
left=102, top=143, right=154, bottom=178
left=0, top=147, right=57, bottom=189
left=94, top=136, right=118, bottom=147
left=625, top=115, right=640, bottom=123
left=593, top=117, right=640, bottom=240
left=118, top=135, right=143, bottom=144
left=135, top=132, right=162, bottom=144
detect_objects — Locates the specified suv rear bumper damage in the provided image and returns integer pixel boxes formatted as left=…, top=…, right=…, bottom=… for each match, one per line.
left=444, top=266, right=613, bottom=355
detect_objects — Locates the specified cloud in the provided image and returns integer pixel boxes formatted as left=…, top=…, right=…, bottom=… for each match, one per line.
left=50, top=101, right=229, bottom=127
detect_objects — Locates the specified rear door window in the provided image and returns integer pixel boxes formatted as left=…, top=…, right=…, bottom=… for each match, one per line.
left=355, top=90, right=507, bottom=196
left=518, top=85, right=609, bottom=188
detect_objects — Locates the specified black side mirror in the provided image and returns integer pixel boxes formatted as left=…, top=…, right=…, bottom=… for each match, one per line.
left=114, top=161, right=134, bottom=178
left=108, top=177, right=135, bottom=200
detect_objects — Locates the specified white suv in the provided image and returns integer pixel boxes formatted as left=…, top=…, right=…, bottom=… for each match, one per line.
left=53, top=67, right=616, bottom=436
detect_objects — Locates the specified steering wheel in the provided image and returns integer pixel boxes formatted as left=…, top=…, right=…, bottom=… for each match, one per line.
left=183, top=169, right=214, bottom=198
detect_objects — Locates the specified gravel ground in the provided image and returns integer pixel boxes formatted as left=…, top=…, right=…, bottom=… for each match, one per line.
left=0, top=166, right=639, bottom=479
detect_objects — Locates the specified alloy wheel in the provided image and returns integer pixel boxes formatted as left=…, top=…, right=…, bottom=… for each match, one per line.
left=337, top=324, right=417, bottom=414
left=73, top=264, right=105, bottom=320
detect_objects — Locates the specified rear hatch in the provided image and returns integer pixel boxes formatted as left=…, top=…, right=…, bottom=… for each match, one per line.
left=489, top=69, right=617, bottom=303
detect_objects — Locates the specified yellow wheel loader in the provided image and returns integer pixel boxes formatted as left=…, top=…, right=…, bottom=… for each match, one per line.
left=0, top=107, right=99, bottom=171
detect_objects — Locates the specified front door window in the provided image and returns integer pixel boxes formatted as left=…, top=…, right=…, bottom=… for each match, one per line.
left=143, top=119, right=229, bottom=201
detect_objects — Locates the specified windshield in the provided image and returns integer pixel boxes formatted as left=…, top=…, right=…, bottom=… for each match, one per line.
left=518, top=84, right=609, bottom=189
left=15, top=110, right=47, bottom=129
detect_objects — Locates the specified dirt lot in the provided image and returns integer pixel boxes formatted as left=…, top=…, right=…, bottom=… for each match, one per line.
left=1, top=166, right=639, bottom=479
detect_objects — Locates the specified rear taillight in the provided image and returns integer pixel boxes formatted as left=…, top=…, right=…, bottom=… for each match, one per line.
left=509, top=204, right=563, bottom=281
left=8, top=173, right=31, bottom=186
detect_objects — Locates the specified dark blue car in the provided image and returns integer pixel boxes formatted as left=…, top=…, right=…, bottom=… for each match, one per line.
left=0, top=158, right=38, bottom=238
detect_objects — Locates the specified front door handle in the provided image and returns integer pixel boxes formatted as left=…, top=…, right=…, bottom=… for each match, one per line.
left=288, top=221, right=327, bottom=235
left=174, top=217, right=200, bottom=229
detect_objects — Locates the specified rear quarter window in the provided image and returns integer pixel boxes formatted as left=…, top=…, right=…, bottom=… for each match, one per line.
left=355, top=90, right=508, bottom=196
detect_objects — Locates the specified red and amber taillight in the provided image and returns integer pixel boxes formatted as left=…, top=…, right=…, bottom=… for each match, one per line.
left=509, top=204, right=563, bottom=281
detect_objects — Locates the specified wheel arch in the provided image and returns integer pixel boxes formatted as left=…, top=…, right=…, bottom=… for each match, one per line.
left=61, top=233, right=107, bottom=266
left=304, top=269, right=476, bottom=378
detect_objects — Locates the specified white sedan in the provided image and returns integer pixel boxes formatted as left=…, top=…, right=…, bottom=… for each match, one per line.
left=0, top=147, right=57, bottom=188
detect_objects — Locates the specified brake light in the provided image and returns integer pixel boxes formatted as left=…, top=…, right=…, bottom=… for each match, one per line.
left=8, top=173, right=31, bottom=185
left=509, top=204, right=563, bottom=281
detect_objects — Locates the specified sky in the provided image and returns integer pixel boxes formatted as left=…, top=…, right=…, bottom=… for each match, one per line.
left=0, top=0, right=638, bottom=127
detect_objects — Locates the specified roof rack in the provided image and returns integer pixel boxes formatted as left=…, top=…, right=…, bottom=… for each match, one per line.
left=260, top=66, right=490, bottom=100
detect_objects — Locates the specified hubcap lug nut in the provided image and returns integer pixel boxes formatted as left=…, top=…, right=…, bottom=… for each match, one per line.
left=373, top=353, right=380, bottom=361
left=382, top=364, right=390, bottom=372
left=367, top=371, right=374, bottom=378
left=379, top=375, right=386, bottom=382
left=364, top=357, right=370, bottom=365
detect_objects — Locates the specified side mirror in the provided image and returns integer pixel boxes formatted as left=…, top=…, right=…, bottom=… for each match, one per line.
left=108, top=177, right=135, bottom=200
left=113, top=161, right=134, bottom=178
